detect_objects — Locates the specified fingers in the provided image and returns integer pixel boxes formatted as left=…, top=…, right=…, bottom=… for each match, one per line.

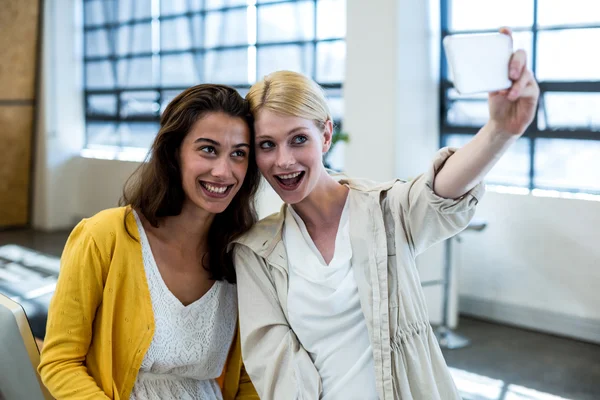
left=507, top=69, right=538, bottom=101
left=509, top=49, right=527, bottom=80
left=499, top=26, right=513, bottom=37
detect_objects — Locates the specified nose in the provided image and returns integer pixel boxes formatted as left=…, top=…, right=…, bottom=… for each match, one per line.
left=211, top=156, right=233, bottom=181
left=275, top=146, right=296, bottom=170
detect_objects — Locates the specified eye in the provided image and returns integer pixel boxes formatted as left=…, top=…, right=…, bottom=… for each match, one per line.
left=231, top=150, right=247, bottom=158
left=200, top=146, right=216, bottom=155
left=259, top=140, right=275, bottom=150
left=292, top=135, right=308, bottom=145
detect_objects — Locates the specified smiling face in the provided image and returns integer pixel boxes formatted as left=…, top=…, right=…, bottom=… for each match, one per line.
left=254, top=109, right=332, bottom=205
left=179, top=111, right=251, bottom=215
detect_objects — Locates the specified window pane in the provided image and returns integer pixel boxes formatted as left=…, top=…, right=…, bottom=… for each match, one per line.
left=537, top=29, right=600, bottom=81
left=327, top=96, right=344, bottom=121
left=205, top=9, right=248, bottom=47
left=120, top=123, right=160, bottom=148
left=317, top=0, right=346, bottom=39
left=540, top=92, right=600, bottom=131
left=204, top=49, right=248, bottom=84
left=160, top=90, right=185, bottom=113
left=205, top=0, right=247, bottom=9
left=258, top=2, right=315, bottom=43
left=538, top=0, right=600, bottom=27
left=446, top=101, right=489, bottom=127
left=534, top=138, right=600, bottom=192
left=449, top=0, right=534, bottom=31
left=87, top=122, right=119, bottom=147
left=85, top=29, right=111, bottom=57
left=161, top=16, right=202, bottom=51
left=86, top=61, right=116, bottom=89
left=117, top=0, right=152, bottom=22
left=316, top=41, right=345, bottom=83
left=121, top=91, right=160, bottom=118
left=87, top=95, right=117, bottom=116
left=161, top=54, right=200, bottom=86
left=118, top=57, right=154, bottom=87
left=161, top=0, right=203, bottom=15
left=444, top=134, right=531, bottom=187
left=85, top=0, right=115, bottom=26
left=257, top=45, right=314, bottom=79
left=116, top=23, right=152, bottom=55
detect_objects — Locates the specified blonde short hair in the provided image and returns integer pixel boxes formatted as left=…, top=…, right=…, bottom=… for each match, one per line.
left=246, top=70, right=331, bottom=128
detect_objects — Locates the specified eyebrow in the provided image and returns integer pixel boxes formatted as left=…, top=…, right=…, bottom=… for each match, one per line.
left=194, top=137, right=250, bottom=148
left=256, top=126, right=309, bottom=140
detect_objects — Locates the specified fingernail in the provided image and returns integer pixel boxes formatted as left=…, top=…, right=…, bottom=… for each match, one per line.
left=510, top=68, right=518, bottom=79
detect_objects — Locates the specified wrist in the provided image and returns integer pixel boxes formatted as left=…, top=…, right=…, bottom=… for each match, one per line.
left=484, top=120, right=521, bottom=144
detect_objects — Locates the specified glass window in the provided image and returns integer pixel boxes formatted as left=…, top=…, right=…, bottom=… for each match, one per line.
left=258, top=2, right=315, bottom=43
left=536, top=29, right=600, bottom=81
left=161, top=16, right=202, bottom=51
left=205, top=9, right=248, bottom=47
left=444, top=134, right=531, bottom=187
left=441, top=0, right=600, bottom=194
left=317, top=0, right=346, bottom=39
left=534, top=139, right=600, bottom=192
left=84, top=0, right=347, bottom=153
left=257, top=44, right=314, bottom=78
left=537, top=0, right=600, bottom=27
left=449, top=0, right=534, bottom=31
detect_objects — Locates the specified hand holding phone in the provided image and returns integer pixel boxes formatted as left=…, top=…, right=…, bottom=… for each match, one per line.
left=443, top=32, right=513, bottom=95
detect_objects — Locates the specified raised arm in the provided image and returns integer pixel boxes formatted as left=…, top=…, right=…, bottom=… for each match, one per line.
left=234, top=245, right=322, bottom=400
left=434, top=28, right=540, bottom=199
left=38, top=221, right=110, bottom=399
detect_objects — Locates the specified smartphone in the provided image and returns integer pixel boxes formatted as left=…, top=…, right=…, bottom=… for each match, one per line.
left=443, top=32, right=513, bottom=95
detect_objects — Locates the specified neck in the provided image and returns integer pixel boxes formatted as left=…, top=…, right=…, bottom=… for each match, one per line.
left=147, top=201, right=214, bottom=251
left=291, top=169, right=348, bottom=229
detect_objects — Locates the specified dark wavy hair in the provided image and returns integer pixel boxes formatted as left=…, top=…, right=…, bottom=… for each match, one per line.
left=120, top=84, right=260, bottom=283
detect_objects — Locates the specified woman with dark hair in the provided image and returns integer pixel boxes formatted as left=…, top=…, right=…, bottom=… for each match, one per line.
left=39, top=84, right=260, bottom=400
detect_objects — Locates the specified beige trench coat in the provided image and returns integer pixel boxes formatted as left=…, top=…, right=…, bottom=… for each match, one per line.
left=233, top=148, right=485, bottom=400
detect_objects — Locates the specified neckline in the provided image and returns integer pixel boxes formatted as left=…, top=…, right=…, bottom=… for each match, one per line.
left=286, top=192, right=351, bottom=267
left=132, top=210, right=220, bottom=310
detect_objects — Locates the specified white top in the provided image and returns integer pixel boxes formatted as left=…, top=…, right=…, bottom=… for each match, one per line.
left=283, top=198, right=378, bottom=400
left=130, top=211, right=237, bottom=400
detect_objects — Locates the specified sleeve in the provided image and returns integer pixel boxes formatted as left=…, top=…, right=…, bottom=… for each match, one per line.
left=37, top=220, right=110, bottom=399
left=388, top=147, right=485, bottom=256
left=234, top=245, right=322, bottom=400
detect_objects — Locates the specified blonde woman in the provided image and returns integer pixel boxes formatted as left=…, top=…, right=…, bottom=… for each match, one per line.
left=233, top=31, right=539, bottom=399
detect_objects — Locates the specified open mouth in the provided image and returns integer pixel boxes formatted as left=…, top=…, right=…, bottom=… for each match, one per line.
left=199, top=181, right=234, bottom=199
left=274, top=171, right=305, bottom=191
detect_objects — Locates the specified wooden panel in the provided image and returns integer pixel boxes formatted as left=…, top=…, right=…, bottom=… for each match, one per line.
left=0, top=0, right=40, bottom=100
left=0, top=106, right=34, bottom=226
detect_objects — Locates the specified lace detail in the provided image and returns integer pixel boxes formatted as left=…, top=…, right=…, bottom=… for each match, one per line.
left=130, top=211, right=238, bottom=400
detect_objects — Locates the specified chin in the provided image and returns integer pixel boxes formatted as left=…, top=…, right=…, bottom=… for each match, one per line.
left=274, top=189, right=307, bottom=205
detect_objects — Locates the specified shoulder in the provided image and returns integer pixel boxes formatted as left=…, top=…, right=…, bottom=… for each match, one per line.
left=338, top=176, right=403, bottom=194
left=70, top=206, right=137, bottom=258
left=233, top=207, right=285, bottom=253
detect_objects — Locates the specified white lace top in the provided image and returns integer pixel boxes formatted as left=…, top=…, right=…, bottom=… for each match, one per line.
left=130, top=211, right=238, bottom=400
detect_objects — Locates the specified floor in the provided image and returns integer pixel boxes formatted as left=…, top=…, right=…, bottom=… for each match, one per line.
left=1, top=228, right=599, bottom=400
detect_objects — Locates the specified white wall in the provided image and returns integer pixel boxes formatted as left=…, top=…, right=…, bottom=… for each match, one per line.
left=457, top=191, right=600, bottom=342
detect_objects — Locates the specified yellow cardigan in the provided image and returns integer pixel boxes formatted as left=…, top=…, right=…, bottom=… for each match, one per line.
left=38, top=207, right=258, bottom=400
